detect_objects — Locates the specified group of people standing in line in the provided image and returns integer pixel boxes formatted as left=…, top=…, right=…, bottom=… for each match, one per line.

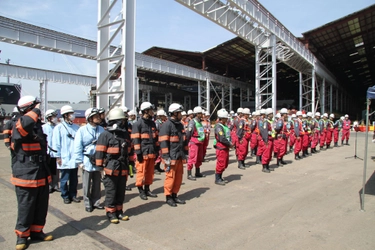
left=3, top=94, right=351, bottom=250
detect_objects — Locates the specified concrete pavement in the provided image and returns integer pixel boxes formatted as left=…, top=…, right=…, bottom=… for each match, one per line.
left=0, top=131, right=375, bottom=250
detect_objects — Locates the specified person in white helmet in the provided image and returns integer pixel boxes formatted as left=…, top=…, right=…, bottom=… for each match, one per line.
left=11, top=96, right=53, bottom=249
left=319, top=113, right=329, bottom=150
left=325, top=114, right=335, bottom=149
left=74, top=108, right=105, bottom=213
left=274, top=108, right=289, bottom=166
left=293, top=111, right=304, bottom=160
left=342, top=114, right=351, bottom=145
left=213, top=109, right=234, bottom=185
left=52, top=105, right=81, bottom=205
left=249, top=111, right=259, bottom=157
left=231, top=108, right=243, bottom=146
left=159, top=103, right=188, bottom=207
left=333, top=115, right=343, bottom=147
left=42, top=109, right=60, bottom=193
left=154, top=109, right=167, bottom=175
left=311, top=112, right=321, bottom=153
left=95, top=108, right=134, bottom=223
left=305, top=112, right=315, bottom=155
left=301, top=113, right=311, bottom=157
left=128, top=110, right=136, bottom=125
left=186, top=106, right=206, bottom=180
left=131, top=102, right=159, bottom=200
left=288, top=114, right=297, bottom=154
left=98, top=107, right=107, bottom=128
left=202, top=111, right=211, bottom=161
left=236, top=108, right=251, bottom=169
left=259, top=108, right=275, bottom=172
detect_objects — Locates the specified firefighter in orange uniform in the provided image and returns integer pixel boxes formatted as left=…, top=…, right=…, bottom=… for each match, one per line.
left=11, top=96, right=53, bottom=250
left=159, top=103, right=188, bottom=207
left=95, top=108, right=134, bottom=223
left=131, top=102, right=159, bottom=200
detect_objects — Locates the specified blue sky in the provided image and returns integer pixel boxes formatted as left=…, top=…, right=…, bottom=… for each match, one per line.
left=0, top=0, right=373, bottom=103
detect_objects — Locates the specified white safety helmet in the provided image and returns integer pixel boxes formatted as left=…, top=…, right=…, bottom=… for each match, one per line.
left=252, top=111, right=256, bottom=116
left=307, top=112, right=313, bottom=117
left=315, top=112, right=321, bottom=117
left=260, top=109, right=266, bottom=115
left=330, top=114, right=335, bottom=118
left=275, top=113, right=281, bottom=118
left=193, top=106, right=203, bottom=114
left=45, top=109, right=57, bottom=119
left=323, top=113, right=328, bottom=118
left=217, top=109, right=229, bottom=118
left=242, top=108, right=251, bottom=115
left=85, top=108, right=99, bottom=121
left=181, top=111, right=187, bottom=116
left=140, top=102, right=154, bottom=111
left=302, top=114, right=307, bottom=118
left=230, top=110, right=234, bottom=114
left=128, top=110, right=136, bottom=116
left=233, top=113, right=238, bottom=117
left=237, top=107, right=243, bottom=114
left=13, top=107, right=19, bottom=113
left=345, top=114, right=349, bottom=118
left=17, top=95, right=40, bottom=112
left=291, top=114, right=297, bottom=118
left=280, top=108, right=288, bottom=114
left=187, top=110, right=193, bottom=115
left=168, top=103, right=184, bottom=114
left=120, top=106, right=129, bottom=113
left=296, top=111, right=303, bottom=116
left=139, top=110, right=142, bottom=115
left=340, top=116, right=344, bottom=120
left=205, top=111, right=210, bottom=116
left=265, top=108, right=273, bottom=115
left=60, top=105, right=74, bottom=115
left=157, top=109, right=166, bottom=116
left=255, top=110, right=260, bottom=116
left=107, top=107, right=125, bottom=121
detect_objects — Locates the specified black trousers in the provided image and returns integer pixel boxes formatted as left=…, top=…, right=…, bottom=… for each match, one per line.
left=15, top=184, right=49, bottom=237
left=102, top=175, right=127, bottom=212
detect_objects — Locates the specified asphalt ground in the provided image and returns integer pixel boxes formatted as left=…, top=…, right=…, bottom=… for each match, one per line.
left=0, top=131, right=375, bottom=250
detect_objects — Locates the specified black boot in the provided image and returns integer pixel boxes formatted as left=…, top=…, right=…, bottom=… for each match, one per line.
left=172, top=193, right=186, bottom=204
left=137, top=187, right=148, bottom=200
left=277, top=159, right=283, bottom=167
left=116, top=210, right=129, bottom=221
left=326, top=144, right=330, bottom=149
left=145, top=185, right=157, bottom=198
left=302, top=150, right=307, bottom=158
left=289, top=147, right=294, bottom=153
left=280, top=157, right=287, bottom=165
left=273, top=152, right=278, bottom=158
left=187, top=170, right=196, bottom=181
left=106, top=212, right=119, bottom=224
left=215, top=173, right=226, bottom=185
left=346, top=140, right=349, bottom=145
left=243, top=160, right=250, bottom=168
left=334, top=142, right=338, bottom=147
left=221, top=173, right=228, bottom=183
left=238, top=160, right=245, bottom=170
left=295, top=154, right=300, bottom=160
left=256, top=156, right=261, bottom=164
left=166, top=195, right=177, bottom=207
left=311, top=148, right=316, bottom=154
left=262, top=164, right=270, bottom=173
left=268, top=164, right=275, bottom=171
left=16, top=236, right=28, bottom=250
left=195, top=168, right=206, bottom=178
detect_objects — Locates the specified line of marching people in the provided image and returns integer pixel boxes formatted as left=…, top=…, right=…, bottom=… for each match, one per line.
left=228, top=107, right=352, bottom=174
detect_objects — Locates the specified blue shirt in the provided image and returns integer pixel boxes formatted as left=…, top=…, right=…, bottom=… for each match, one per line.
left=42, top=122, right=56, bottom=157
left=52, top=121, right=79, bottom=169
left=74, top=123, right=104, bottom=172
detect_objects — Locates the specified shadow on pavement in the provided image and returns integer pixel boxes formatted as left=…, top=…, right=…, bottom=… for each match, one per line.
left=201, top=170, right=215, bottom=176
left=50, top=215, right=110, bottom=240
left=359, top=170, right=375, bottom=209
left=180, top=187, right=210, bottom=201
left=224, top=174, right=242, bottom=183
left=125, top=201, right=165, bottom=217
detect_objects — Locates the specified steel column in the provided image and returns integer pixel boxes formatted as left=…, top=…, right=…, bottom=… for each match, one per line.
left=198, top=81, right=202, bottom=107
left=311, top=68, right=316, bottom=114
left=320, top=78, right=325, bottom=114
left=299, top=72, right=303, bottom=111
left=184, top=95, right=191, bottom=111
left=336, top=88, right=339, bottom=111
left=271, top=36, right=277, bottom=113
left=125, top=0, right=136, bottom=110
left=206, top=78, right=210, bottom=113
left=229, top=84, right=233, bottom=112
left=165, top=93, right=172, bottom=110
left=39, top=80, right=47, bottom=119
left=221, top=85, right=225, bottom=109
left=329, top=84, right=333, bottom=114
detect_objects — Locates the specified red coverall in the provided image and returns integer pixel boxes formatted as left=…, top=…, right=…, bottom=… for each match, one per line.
left=294, top=119, right=303, bottom=155
left=235, top=118, right=251, bottom=161
left=186, top=118, right=204, bottom=170
left=319, top=119, right=327, bottom=148
left=260, top=119, right=273, bottom=165
left=311, top=119, right=320, bottom=149
left=342, top=119, right=351, bottom=142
